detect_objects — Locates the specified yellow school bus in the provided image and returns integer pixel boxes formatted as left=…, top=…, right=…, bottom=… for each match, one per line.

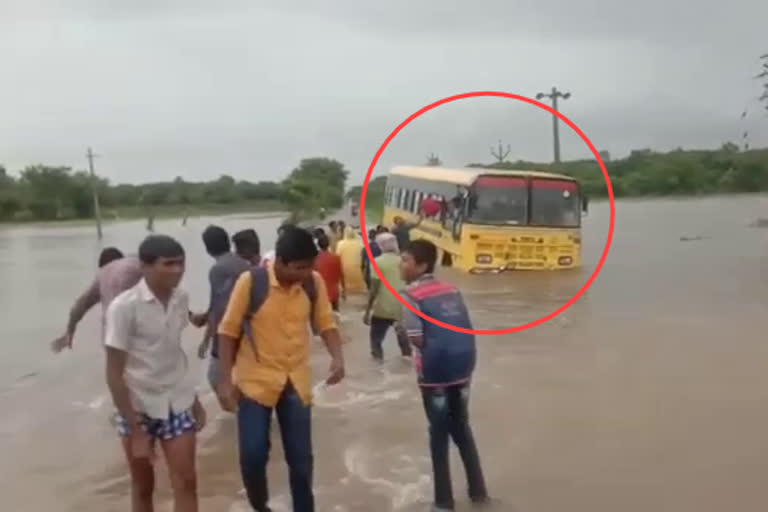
left=381, top=166, right=588, bottom=272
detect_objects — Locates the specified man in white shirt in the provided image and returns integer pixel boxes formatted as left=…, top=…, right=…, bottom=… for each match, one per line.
left=105, top=234, right=205, bottom=512
left=260, top=248, right=276, bottom=267
left=260, top=222, right=294, bottom=267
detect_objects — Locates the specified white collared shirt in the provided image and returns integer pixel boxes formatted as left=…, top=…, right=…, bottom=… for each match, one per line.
left=104, top=278, right=196, bottom=419
left=261, top=249, right=276, bottom=267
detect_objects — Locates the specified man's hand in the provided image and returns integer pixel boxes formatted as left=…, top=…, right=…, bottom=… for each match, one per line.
left=326, top=356, right=345, bottom=385
left=216, top=380, right=240, bottom=413
left=130, top=427, right=155, bottom=463
left=362, top=311, right=371, bottom=326
left=51, top=333, right=73, bottom=353
left=188, top=311, right=208, bottom=328
left=197, top=339, right=210, bottom=360
left=192, top=399, right=206, bottom=432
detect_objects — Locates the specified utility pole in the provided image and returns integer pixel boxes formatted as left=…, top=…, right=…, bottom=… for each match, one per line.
left=425, top=153, right=442, bottom=166
left=490, top=140, right=511, bottom=164
left=86, top=147, right=103, bottom=239
left=536, top=86, right=571, bottom=164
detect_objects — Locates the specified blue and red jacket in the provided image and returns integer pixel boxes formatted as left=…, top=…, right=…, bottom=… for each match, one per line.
left=403, top=275, right=476, bottom=387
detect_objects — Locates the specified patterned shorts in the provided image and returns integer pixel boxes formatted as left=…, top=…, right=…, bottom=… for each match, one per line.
left=116, top=409, right=197, bottom=441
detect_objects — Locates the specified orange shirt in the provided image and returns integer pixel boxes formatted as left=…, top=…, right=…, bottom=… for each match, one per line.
left=314, top=250, right=342, bottom=303
left=217, top=264, right=337, bottom=407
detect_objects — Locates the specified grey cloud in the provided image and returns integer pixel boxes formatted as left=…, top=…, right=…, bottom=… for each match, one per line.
left=10, top=0, right=767, bottom=46
left=1, top=1, right=766, bottom=185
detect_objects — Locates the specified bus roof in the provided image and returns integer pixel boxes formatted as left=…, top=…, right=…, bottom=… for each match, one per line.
left=389, top=165, right=575, bottom=186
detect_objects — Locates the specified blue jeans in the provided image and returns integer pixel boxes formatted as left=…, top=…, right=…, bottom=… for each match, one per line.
left=237, top=382, right=314, bottom=512
left=421, top=384, right=487, bottom=510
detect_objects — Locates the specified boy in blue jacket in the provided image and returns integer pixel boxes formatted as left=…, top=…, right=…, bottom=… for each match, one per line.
left=400, top=239, right=490, bottom=511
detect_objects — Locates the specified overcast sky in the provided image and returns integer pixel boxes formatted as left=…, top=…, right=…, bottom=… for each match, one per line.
left=2, top=0, right=767, bottom=185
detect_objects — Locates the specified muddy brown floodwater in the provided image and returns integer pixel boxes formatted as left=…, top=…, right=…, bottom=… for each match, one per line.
left=1, top=196, right=767, bottom=511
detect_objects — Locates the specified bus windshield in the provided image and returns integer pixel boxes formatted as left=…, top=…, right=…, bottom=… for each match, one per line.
left=466, top=176, right=528, bottom=225
left=529, top=179, right=581, bottom=227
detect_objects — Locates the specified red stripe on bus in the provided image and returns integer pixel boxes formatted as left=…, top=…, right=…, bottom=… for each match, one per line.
left=476, top=176, right=526, bottom=187
left=531, top=179, right=577, bottom=191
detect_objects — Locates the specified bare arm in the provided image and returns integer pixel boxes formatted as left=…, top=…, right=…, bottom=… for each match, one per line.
left=215, top=272, right=251, bottom=409
left=105, top=346, right=139, bottom=426
left=103, top=298, right=139, bottom=424
left=407, top=215, right=424, bottom=229
left=217, top=335, right=238, bottom=383
left=313, top=275, right=345, bottom=383
left=216, top=272, right=250, bottom=362
left=197, top=320, right=213, bottom=358
left=320, top=328, right=344, bottom=363
left=67, top=278, right=100, bottom=338
left=204, top=266, right=216, bottom=316
left=200, top=320, right=214, bottom=346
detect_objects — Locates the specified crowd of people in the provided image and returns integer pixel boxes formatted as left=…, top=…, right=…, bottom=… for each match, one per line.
left=50, top=215, right=491, bottom=512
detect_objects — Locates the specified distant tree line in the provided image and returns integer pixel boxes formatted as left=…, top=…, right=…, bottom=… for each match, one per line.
left=0, top=156, right=349, bottom=222
left=467, top=144, right=768, bottom=198
left=351, top=144, right=768, bottom=216
left=5, top=144, right=767, bottom=222
left=345, top=176, right=387, bottom=215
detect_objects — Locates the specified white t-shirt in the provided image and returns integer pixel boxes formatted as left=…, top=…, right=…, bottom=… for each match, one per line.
left=104, top=279, right=197, bottom=418
left=261, top=249, right=276, bottom=267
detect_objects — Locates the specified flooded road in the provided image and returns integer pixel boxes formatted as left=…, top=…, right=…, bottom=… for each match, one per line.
left=1, top=196, right=767, bottom=511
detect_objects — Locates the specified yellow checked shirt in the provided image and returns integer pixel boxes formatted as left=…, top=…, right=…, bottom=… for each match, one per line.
left=217, top=265, right=337, bottom=407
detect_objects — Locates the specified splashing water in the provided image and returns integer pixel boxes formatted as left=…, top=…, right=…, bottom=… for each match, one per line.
left=343, top=442, right=431, bottom=510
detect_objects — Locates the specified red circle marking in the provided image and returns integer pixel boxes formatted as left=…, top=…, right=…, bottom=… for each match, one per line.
left=359, top=91, right=615, bottom=336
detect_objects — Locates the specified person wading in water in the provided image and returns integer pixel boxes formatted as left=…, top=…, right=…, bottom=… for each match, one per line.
left=105, top=235, right=207, bottom=512
left=216, top=227, right=345, bottom=512
left=400, top=239, right=490, bottom=511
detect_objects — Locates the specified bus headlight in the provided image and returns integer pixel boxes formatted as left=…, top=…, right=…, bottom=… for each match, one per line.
left=476, top=254, right=492, bottom=264
left=558, top=256, right=572, bottom=265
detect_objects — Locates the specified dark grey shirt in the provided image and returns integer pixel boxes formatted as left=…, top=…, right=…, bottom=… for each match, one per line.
left=208, top=252, right=251, bottom=357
